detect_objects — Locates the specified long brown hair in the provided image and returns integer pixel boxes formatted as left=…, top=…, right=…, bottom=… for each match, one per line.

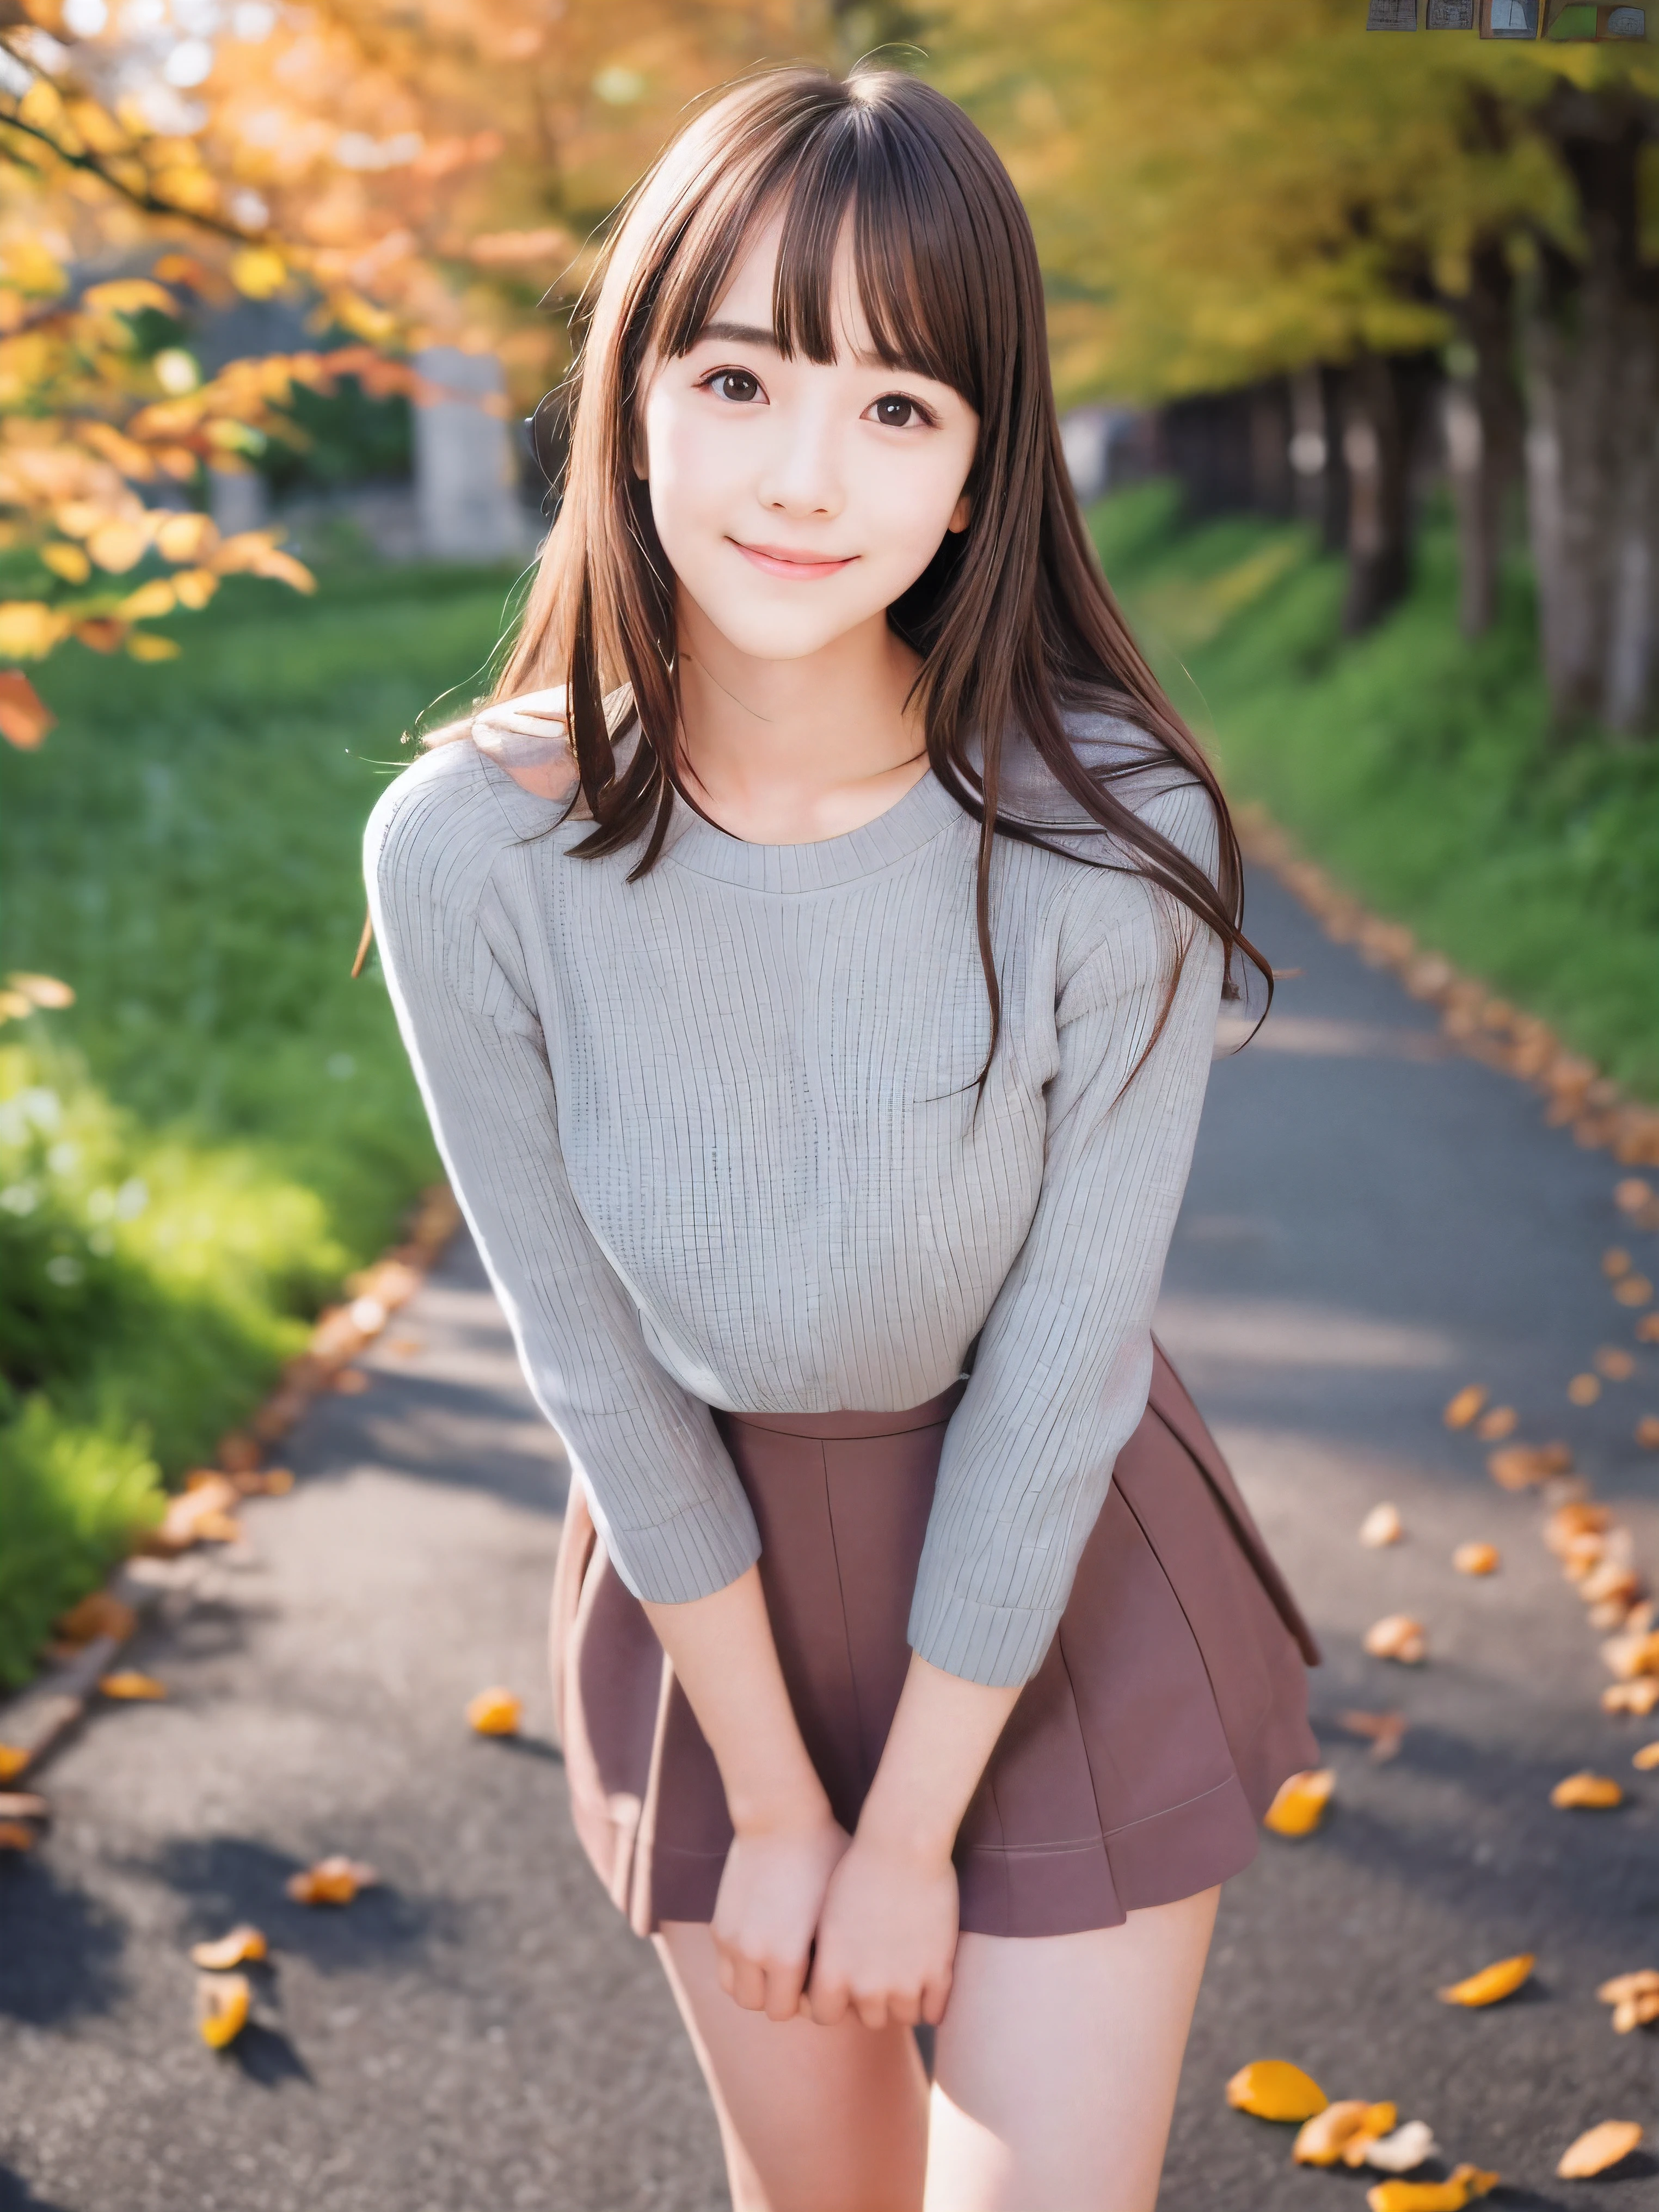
left=468, top=63, right=1268, bottom=1065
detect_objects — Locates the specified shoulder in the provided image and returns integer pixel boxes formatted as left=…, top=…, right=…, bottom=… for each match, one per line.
left=1000, top=710, right=1220, bottom=887
left=364, top=735, right=557, bottom=923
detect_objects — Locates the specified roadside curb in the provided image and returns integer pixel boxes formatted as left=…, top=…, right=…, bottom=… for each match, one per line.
left=0, top=1180, right=464, bottom=1793
left=1237, top=805, right=1659, bottom=1170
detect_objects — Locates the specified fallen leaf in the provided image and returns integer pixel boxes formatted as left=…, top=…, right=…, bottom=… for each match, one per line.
left=1488, top=1442, right=1573, bottom=1490
left=1638, top=1314, right=1659, bottom=1344
left=1263, top=1769, right=1334, bottom=1838
left=1443, top=1385, right=1487, bottom=1430
left=1367, top=2168, right=1498, bottom=2212
left=98, top=1671, right=165, bottom=1700
left=1636, top=1417, right=1659, bottom=1451
left=53, top=1591, right=136, bottom=1645
left=1557, top=2121, right=1643, bottom=2179
left=196, top=1971, right=251, bottom=2050
left=1353, top=2120, right=1438, bottom=2172
left=0, top=1820, right=37, bottom=1851
left=1614, top=1179, right=1653, bottom=1215
left=286, top=1854, right=378, bottom=1905
left=1612, top=1990, right=1659, bottom=2032
left=1604, top=1248, right=1633, bottom=1279
left=331, top=1367, right=371, bottom=1394
left=1361, top=1503, right=1404, bottom=1547
left=216, top=1431, right=262, bottom=1474
left=1295, top=2101, right=1388, bottom=2166
left=189, top=1925, right=267, bottom=1969
left=146, top=1477, right=239, bottom=1554
left=1551, top=1772, right=1624, bottom=1810
left=1599, top=1969, right=1659, bottom=2006
left=1614, top=1275, right=1655, bottom=1308
left=1365, top=1614, right=1427, bottom=1663
left=1632, top=1742, right=1659, bottom=1771
left=1474, top=1405, right=1517, bottom=1441
left=1602, top=1630, right=1659, bottom=1680
left=1341, top=1709, right=1408, bottom=1762
left=465, top=1687, right=523, bottom=1737
left=1453, top=1541, right=1500, bottom=1576
left=1568, top=1374, right=1602, bottom=1406
left=0, top=1745, right=29, bottom=1783
left=1438, top=1953, right=1534, bottom=2007
left=1603, top=1679, right=1659, bottom=1715
left=1225, top=2058, right=1327, bottom=2122
left=1596, top=1348, right=1636, bottom=1381
left=1546, top=1502, right=1610, bottom=1555
left=1580, top=1562, right=1643, bottom=1609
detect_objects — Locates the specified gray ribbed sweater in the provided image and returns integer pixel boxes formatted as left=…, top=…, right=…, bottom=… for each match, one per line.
left=362, top=720, right=1223, bottom=1688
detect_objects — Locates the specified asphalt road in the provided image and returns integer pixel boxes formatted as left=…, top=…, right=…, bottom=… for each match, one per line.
left=2, top=864, right=1657, bottom=2212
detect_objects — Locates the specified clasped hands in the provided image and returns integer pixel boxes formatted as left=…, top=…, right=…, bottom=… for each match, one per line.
left=712, top=1798, right=959, bottom=2031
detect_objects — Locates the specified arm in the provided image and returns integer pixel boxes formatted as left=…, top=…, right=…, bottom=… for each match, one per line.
left=812, top=785, right=1226, bottom=2025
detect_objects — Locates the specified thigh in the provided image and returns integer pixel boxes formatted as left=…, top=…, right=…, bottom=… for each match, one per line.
left=926, top=1887, right=1220, bottom=2212
left=654, top=1921, right=929, bottom=2212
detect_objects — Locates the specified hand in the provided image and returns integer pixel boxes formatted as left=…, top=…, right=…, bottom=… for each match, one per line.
left=806, top=1830, right=960, bottom=2031
left=712, top=1809, right=851, bottom=2021
left=470, top=686, right=575, bottom=798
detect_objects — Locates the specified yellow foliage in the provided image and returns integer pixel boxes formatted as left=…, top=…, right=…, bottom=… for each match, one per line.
left=1225, top=2059, right=1327, bottom=2122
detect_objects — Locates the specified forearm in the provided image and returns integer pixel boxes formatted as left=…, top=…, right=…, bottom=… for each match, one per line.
left=857, top=1651, right=1020, bottom=1863
left=643, top=1567, right=830, bottom=1833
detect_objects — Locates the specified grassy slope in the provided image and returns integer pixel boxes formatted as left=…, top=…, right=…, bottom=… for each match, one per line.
left=1091, top=484, right=1659, bottom=1099
left=0, top=561, right=519, bottom=1683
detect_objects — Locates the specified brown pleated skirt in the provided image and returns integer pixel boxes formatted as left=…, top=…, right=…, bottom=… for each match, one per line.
left=549, top=1340, right=1320, bottom=1940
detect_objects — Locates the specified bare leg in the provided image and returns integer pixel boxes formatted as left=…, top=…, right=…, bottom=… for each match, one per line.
left=926, top=1887, right=1220, bottom=2212
left=655, top=1920, right=930, bottom=2212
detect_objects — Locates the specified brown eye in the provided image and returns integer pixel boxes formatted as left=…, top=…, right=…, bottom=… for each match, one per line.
left=710, top=370, right=761, bottom=404
left=872, top=394, right=919, bottom=428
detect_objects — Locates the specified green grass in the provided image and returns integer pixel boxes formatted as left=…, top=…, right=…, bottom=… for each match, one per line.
left=1091, top=482, right=1659, bottom=1099
left=0, top=558, right=522, bottom=1686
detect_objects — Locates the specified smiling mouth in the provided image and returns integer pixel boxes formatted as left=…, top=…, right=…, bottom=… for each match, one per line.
left=730, top=540, right=858, bottom=581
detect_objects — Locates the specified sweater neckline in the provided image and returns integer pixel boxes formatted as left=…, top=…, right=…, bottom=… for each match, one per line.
left=663, top=767, right=963, bottom=892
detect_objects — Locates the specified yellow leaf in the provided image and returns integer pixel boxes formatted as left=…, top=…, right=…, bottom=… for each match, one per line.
left=1453, top=1541, right=1500, bottom=1576
left=1263, top=1768, right=1333, bottom=1838
left=466, top=1686, right=523, bottom=1737
left=0, top=671, right=56, bottom=749
left=1367, top=2168, right=1498, bottom=2212
left=1364, top=1614, right=1427, bottom=1663
left=1633, top=1742, right=1659, bottom=1771
left=1437, top=1952, right=1534, bottom=2007
left=196, top=1970, right=251, bottom=2050
left=82, top=279, right=177, bottom=317
left=1225, top=2058, right=1327, bottom=2122
left=1443, top=1385, right=1486, bottom=1430
left=1551, top=1772, right=1623, bottom=1810
left=87, top=520, right=149, bottom=574
left=154, top=512, right=218, bottom=565
left=0, top=1744, right=28, bottom=1783
left=40, top=543, right=90, bottom=585
left=0, top=601, right=72, bottom=659
left=1557, top=2121, right=1643, bottom=2179
left=230, top=248, right=288, bottom=300
left=98, top=1670, right=166, bottom=1700
left=127, top=633, right=181, bottom=662
left=189, top=1925, right=267, bottom=1969
left=118, top=579, right=176, bottom=622
left=171, top=568, right=219, bottom=611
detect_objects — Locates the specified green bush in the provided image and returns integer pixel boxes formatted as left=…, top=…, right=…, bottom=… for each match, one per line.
left=1092, top=483, right=1659, bottom=1099
left=0, top=558, right=521, bottom=1685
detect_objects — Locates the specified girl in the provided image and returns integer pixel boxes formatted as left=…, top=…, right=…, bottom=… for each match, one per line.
left=365, top=64, right=1318, bottom=2212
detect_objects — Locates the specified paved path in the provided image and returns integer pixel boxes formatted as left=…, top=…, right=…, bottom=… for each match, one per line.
left=3, top=868, right=1657, bottom=2211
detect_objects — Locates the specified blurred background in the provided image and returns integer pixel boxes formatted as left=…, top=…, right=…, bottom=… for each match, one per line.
left=1, top=0, right=1656, bottom=1841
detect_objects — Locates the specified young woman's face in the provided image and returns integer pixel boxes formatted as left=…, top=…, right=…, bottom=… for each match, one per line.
left=639, top=214, right=979, bottom=665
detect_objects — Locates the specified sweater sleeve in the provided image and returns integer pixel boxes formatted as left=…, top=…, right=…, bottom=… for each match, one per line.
left=364, top=755, right=761, bottom=1603
left=907, top=782, right=1225, bottom=1687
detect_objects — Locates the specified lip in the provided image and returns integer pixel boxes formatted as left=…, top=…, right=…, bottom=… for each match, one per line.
left=730, top=539, right=858, bottom=581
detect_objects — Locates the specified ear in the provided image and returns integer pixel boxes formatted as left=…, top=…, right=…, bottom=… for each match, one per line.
left=947, top=491, right=970, bottom=534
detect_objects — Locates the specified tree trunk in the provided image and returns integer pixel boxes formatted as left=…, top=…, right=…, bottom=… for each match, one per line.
left=1341, top=351, right=1436, bottom=636
left=1522, top=83, right=1659, bottom=739
left=1447, top=239, right=1524, bottom=639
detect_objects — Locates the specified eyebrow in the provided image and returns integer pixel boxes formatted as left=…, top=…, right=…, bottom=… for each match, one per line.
left=694, top=320, right=781, bottom=349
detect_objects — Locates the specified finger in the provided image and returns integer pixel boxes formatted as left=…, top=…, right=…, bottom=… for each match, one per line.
left=853, top=1993, right=889, bottom=2033
left=884, top=1989, right=920, bottom=2029
left=729, top=1956, right=770, bottom=2013
left=920, top=1969, right=953, bottom=2028
left=807, top=1970, right=850, bottom=2028
left=764, top=1959, right=807, bottom=2023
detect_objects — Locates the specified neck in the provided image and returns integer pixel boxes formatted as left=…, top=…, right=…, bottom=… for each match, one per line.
left=673, top=591, right=930, bottom=844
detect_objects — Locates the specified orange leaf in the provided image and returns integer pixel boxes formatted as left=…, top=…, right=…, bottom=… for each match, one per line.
left=1438, top=1953, right=1534, bottom=2006
left=1263, top=1768, right=1334, bottom=1838
left=1596, top=1347, right=1636, bottom=1381
left=1488, top=1442, right=1573, bottom=1490
left=286, top=1854, right=377, bottom=1906
left=1364, top=1614, right=1427, bottom=1663
left=1340, top=1709, right=1408, bottom=1762
left=1603, top=1679, right=1659, bottom=1715
left=1225, top=2058, right=1327, bottom=2121
left=1638, top=1314, right=1659, bottom=1344
left=1295, top=2102, right=1389, bottom=2166
left=465, top=1687, right=523, bottom=1737
left=1443, top=1385, right=1487, bottom=1430
left=98, top=1670, right=165, bottom=1700
left=1614, top=1275, right=1654, bottom=1308
left=1568, top=1373, right=1601, bottom=1406
left=1556, top=2122, right=1643, bottom=2179
left=0, top=671, right=54, bottom=751
left=54, top=1591, right=136, bottom=1645
left=1597, top=1969, right=1659, bottom=2005
left=189, top=1925, right=267, bottom=1969
left=0, top=1819, right=37, bottom=1851
left=1604, top=1248, right=1633, bottom=1279
left=0, top=1745, right=28, bottom=1783
left=1473, top=1405, right=1516, bottom=1441
left=1453, top=1541, right=1500, bottom=1576
left=1632, top=1742, right=1659, bottom=1771
left=1551, top=1771, right=1623, bottom=1810
left=1636, top=1417, right=1659, bottom=1451
left=195, top=1971, right=251, bottom=2050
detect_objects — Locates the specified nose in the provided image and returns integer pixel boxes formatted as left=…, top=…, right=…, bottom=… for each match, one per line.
left=754, top=394, right=844, bottom=521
